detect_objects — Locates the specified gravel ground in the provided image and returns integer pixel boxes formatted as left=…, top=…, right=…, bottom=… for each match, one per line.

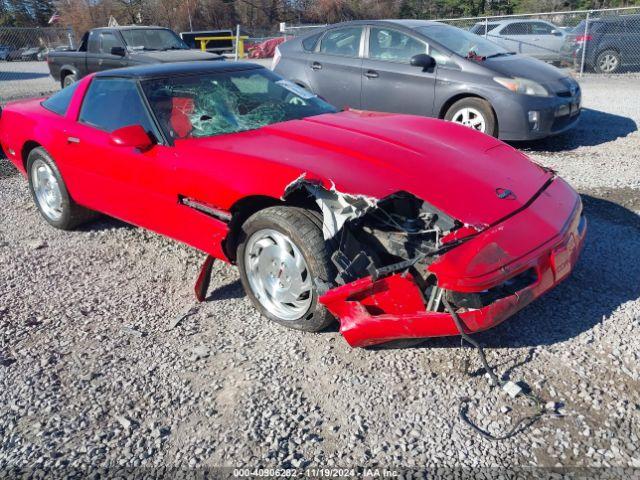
left=0, top=75, right=639, bottom=476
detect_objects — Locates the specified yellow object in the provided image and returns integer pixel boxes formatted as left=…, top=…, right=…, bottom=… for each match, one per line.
left=195, top=36, right=249, bottom=59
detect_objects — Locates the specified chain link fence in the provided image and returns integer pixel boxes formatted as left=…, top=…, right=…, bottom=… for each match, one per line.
left=279, top=6, right=640, bottom=76
left=0, top=27, right=75, bottom=102
left=438, top=6, right=640, bottom=76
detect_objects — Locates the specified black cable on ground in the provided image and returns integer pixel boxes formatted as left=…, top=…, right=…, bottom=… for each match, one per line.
left=442, top=296, right=548, bottom=441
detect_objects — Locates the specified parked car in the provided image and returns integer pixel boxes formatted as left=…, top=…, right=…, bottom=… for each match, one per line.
left=20, top=47, right=45, bottom=61
left=6, top=48, right=26, bottom=61
left=0, top=61, right=586, bottom=347
left=0, top=45, right=11, bottom=61
left=274, top=20, right=581, bottom=141
left=47, top=25, right=223, bottom=88
left=561, top=14, right=640, bottom=73
left=470, top=19, right=568, bottom=63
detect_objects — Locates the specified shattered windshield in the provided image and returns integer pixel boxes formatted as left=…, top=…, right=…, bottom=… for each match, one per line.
left=121, top=29, right=188, bottom=51
left=142, top=69, right=337, bottom=140
left=416, top=24, right=510, bottom=59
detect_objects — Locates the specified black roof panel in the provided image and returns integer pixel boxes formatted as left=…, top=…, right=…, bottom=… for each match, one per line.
left=94, top=61, right=263, bottom=80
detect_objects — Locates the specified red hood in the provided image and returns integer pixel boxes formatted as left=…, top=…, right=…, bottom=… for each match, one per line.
left=184, top=111, right=553, bottom=227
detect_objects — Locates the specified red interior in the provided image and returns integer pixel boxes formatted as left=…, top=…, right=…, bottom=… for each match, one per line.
left=170, top=97, right=194, bottom=138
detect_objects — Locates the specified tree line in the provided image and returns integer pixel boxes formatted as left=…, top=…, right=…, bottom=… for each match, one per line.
left=2, top=0, right=639, bottom=35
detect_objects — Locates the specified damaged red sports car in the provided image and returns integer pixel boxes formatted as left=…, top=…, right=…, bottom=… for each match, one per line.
left=0, top=62, right=586, bottom=347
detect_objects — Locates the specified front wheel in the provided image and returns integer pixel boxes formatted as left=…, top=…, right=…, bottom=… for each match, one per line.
left=444, top=97, right=497, bottom=137
left=62, top=73, right=77, bottom=88
left=236, top=206, right=336, bottom=332
left=594, top=50, right=621, bottom=74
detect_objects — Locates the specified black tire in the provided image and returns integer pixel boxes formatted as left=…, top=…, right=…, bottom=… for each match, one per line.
left=27, top=147, right=95, bottom=230
left=62, top=73, right=77, bottom=89
left=236, top=206, right=336, bottom=332
left=594, top=49, right=621, bottom=74
left=444, top=97, right=498, bottom=137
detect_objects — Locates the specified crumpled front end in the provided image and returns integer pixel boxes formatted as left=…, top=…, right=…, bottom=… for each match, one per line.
left=292, top=176, right=586, bottom=348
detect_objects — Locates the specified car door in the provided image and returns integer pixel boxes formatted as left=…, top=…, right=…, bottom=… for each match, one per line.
left=306, top=26, right=364, bottom=109
left=496, top=22, right=532, bottom=55
left=529, top=21, right=565, bottom=61
left=95, top=30, right=129, bottom=71
left=60, top=77, right=179, bottom=233
left=361, top=26, right=436, bottom=116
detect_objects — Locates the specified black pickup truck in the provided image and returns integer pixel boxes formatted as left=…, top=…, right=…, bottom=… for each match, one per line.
left=47, top=26, right=223, bottom=88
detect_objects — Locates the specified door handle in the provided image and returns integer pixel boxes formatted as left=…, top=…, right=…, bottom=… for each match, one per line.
left=98, top=59, right=103, bottom=65
left=67, top=137, right=80, bottom=144
left=364, top=70, right=379, bottom=79
left=311, top=62, right=322, bottom=70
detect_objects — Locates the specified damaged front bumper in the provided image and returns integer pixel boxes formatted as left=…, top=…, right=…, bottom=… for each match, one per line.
left=320, top=179, right=587, bottom=348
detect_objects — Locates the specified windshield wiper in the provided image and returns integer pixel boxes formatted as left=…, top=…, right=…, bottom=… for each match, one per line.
left=485, top=52, right=516, bottom=59
left=162, top=46, right=187, bottom=51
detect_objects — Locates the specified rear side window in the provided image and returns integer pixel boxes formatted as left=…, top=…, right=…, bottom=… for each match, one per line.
left=574, top=21, right=604, bottom=34
left=42, top=82, right=79, bottom=116
left=320, top=27, right=362, bottom=57
left=78, top=32, right=89, bottom=52
left=471, top=23, right=499, bottom=35
left=302, top=32, right=322, bottom=51
left=79, top=78, right=153, bottom=133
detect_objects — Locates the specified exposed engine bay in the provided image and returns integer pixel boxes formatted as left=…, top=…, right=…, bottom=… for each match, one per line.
left=284, top=178, right=474, bottom=313
left=192, top=173, right=583, bottom=351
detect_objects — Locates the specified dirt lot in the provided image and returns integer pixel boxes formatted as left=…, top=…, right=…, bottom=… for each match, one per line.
left=0, top=74, right=639, bottom=476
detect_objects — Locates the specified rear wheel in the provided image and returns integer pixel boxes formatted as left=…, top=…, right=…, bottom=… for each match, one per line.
left=27, top=147, right=94, bottom=230
left=237, top=206, right=336, bottom=332
left=62, top=73, right=77, bottom=88
left=444, top=97, right=497, bottom=137
left=595, top=49, right=621, bottom=74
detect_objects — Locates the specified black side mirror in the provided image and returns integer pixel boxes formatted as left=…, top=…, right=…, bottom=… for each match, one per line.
left=410, top=53, right=436, bottom=70
left=111, top=46, right=126, bottom=56
left=551, top=29, right=563, bottom=36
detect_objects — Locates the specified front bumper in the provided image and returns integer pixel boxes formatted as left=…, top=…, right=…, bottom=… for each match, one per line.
left=320, top=178, right=587, bottom=348
left=496, top=90, right=582, bottom=142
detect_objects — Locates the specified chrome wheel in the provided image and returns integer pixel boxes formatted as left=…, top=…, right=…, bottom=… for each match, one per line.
left=63, top=75, right=75, bottom=88
left=598, top=53, right=619, bottom=73
left=244, top=228, right=313, bottom=321
left=451, top=107, right=486, bottom=132
left=31, top=159, right=63, bottom=221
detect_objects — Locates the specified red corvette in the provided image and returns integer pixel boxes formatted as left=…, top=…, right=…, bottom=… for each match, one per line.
left=0, top=62, right=586, bottom=347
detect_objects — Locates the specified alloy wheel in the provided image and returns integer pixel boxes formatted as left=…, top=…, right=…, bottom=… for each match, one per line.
left=244, top=228, right=313, bottom=321
left=451, top=107, right=486, bottom=132
left=31, top=159, right=63, bottom=221
left=598, top=54, right=619, bottom=73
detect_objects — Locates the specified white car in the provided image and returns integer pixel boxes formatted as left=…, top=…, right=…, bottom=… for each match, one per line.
left=470, top=19, right=567, bottom=63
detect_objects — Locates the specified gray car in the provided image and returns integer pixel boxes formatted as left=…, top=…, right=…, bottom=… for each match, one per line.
left=273, top=20, right=581, bottom=141
left=470, top=19, right=568, bottom=63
